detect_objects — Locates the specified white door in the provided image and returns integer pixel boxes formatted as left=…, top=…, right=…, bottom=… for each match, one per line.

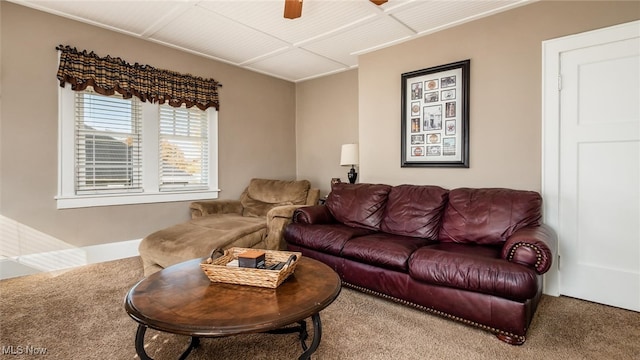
left=543, top=21, right=640, bottom=311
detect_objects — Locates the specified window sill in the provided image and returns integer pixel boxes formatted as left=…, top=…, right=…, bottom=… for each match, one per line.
left=56, top=190, right=220, bottom=209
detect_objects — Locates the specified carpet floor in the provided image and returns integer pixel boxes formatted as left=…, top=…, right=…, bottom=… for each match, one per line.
left=1, top=256, right=638, bottom=359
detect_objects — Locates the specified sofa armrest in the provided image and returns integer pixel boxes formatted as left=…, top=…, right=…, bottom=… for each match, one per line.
left=263, top=205, right=310, bottom=250
left=292, top=205, right=336, bottom=224
left=189, top=199, right=243, bottom=219
left=501, top=224, right=557, bottom=274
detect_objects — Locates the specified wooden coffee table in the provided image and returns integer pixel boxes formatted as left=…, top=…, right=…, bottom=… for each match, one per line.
left=124, top=256, right=341, bottom=360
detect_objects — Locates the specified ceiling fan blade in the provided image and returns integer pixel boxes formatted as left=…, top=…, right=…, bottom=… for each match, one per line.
left=370, top=0, right=388, bottom=5
left=284, top=0, right=303, bottom=19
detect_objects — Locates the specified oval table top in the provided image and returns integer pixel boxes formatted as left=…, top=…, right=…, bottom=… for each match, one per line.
left=125, top=256, right=342, bottom=337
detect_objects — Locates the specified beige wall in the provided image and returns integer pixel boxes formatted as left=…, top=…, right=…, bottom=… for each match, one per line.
left=295, top=70, right=359, bottom=197
left=299, top=0, right=639, bottom=193
left=0, top=2, right=297, bottom=247
left=359, top=0, right=639, bottom=190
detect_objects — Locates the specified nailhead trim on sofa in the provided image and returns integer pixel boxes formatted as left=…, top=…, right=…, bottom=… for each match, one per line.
left=342, top=281, right=527, bottom=344
left=507, top=242, right=543, bottom=272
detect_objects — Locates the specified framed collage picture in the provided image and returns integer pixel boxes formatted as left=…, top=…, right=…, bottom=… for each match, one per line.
left=401, top=60, right=470, bottom=167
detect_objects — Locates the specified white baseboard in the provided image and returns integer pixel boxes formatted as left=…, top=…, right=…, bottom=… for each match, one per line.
left=83, top=238, right=142, bottom=263
left=0, top=239, right=141, bottom=280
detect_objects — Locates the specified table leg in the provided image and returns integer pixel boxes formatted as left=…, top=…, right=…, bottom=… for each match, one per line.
left=135, top=324, right=200, bottom=360
left=265, top=315, right=322, bottom=359
left=178, top=337, right=200, bottom=360
left=298, top=313, right=322, bottom=360
left=135, top=325, right=153, bottom=360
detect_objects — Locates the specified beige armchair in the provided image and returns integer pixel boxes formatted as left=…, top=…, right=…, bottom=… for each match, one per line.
left=139, top=178, right=319, bottom=276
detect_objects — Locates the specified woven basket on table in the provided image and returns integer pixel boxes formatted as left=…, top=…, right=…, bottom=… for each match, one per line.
left=200, top=247, right=302, bottom=288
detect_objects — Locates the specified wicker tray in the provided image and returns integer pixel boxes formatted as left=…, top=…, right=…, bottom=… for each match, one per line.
left=200, top=247, right=302, bottom=288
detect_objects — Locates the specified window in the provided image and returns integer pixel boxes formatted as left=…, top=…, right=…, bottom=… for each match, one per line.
left=75, top=90, right=143, bottom=194
left=159, top=106, right=209, bottom=191
left=57, top=87, right=218, bottom=209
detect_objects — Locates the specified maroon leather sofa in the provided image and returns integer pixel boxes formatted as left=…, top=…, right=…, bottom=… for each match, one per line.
left=283, top=183, right=556, bottom=345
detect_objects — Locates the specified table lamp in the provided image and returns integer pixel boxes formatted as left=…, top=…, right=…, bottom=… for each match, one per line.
left=340, top=143, right=359, bottom=184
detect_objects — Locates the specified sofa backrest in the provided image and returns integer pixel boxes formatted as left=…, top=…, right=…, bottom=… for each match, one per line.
left=325, top=183, right=392, bottom=230
left=240, top=178, right=311, bottom=217
left=438, top=188, right=542, bottom=245
left=380, top=184, right=449, bottom=239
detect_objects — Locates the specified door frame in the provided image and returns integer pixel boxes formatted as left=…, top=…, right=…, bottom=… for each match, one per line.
left=541, top=20, right=640, bottom=297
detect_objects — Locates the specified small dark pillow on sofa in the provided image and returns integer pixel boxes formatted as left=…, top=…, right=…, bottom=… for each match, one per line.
left=380, top=184, right=449, bottom=239
left=326, top=183, right=392, bottom=231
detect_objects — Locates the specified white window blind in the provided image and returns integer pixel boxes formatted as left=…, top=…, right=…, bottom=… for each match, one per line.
left=159, top=105, right=209, bottom=191
left=74, top=90, right=142, bottom=194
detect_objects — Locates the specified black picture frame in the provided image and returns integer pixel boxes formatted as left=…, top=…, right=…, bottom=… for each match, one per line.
left=401, top=60, right=470, bottom=167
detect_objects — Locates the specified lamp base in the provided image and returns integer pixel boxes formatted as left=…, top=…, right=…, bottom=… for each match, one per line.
left=347, top=166, right=358, bottom=184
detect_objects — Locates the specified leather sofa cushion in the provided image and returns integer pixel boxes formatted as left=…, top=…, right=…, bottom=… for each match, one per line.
left=380, top=185, right=448, bottom=239
left=325, top=183, right=392, bottom=230
left=439, top=188, right=542, bottom=245
left=284, top=223, right=375, bottom=256
left=341, top=233, right=435, bottom=272
left=409, top=244, right=539, bottom=301
left=241, top=178, right=311, bottom=217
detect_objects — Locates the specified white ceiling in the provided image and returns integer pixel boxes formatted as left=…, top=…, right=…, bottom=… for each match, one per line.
left=13, top=0, right=534, bottom=82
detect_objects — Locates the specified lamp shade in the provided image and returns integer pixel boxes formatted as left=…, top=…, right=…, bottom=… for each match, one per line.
left=340, top=144, right=359, bottom=166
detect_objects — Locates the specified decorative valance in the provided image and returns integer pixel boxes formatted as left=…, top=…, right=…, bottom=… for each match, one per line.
left=56, top=45, right=221, bottom=110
